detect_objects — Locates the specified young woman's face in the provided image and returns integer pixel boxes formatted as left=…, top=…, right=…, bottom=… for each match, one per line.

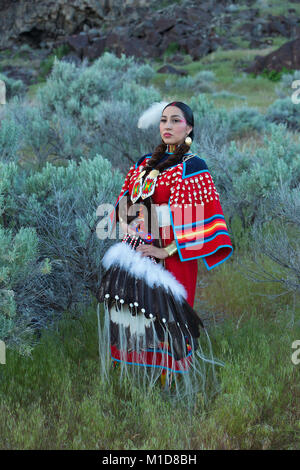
left=159, top=106, right=193, bottom=145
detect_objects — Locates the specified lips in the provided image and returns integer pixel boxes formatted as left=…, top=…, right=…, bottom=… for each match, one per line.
left=164, top=133, right=172, bottom=136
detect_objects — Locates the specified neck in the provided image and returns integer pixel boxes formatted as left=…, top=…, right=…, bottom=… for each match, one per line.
left=166, top=143, right=180, bottom=153
left=165, top=143, right=192, bottom=155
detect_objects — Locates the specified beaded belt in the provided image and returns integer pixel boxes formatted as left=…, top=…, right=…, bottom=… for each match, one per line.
left=121, top=234, right=158, bottom=263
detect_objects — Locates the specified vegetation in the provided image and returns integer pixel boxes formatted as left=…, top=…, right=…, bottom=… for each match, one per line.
left=0, top=20, right=299, bottom=449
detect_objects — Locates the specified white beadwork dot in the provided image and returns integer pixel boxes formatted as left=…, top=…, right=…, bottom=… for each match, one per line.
left=115, top=295, right=119, bottom=300
left=134, top=301, right=138, bottom=307
left=105, top=294, right=110, bottom=298
left=120, top=299, right=124, bottom=304
left=129, top=303, right=133, bottom=307
left=149, top=314, right=153, bottom=318
left=162, top=318, right=167, bottom=323
left=141, top=308, right=145, bottom=313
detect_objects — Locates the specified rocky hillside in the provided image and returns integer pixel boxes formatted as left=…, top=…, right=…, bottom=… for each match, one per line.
left=62, top=0, right=300, bottom=63
left=0, top=0, right=299, bottom=87
left=1, top=0, right=299, bottom=55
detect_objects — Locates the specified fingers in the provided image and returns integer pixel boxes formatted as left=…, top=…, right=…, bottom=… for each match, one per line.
left=136, top=246, right=152, bottom=257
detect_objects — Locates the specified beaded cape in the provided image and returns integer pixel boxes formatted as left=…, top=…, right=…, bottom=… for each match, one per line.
left=108, top=152, right=233, bottom=270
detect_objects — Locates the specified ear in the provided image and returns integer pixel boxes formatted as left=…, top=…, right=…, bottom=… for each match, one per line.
left=187, top=124, right=193, bottom=136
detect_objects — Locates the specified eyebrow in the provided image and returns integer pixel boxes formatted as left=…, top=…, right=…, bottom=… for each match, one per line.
left=161, top=115, right=183, bottom=118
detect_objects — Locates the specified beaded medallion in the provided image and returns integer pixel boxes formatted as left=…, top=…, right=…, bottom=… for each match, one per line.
left=141, top=169, right=160, bottom=200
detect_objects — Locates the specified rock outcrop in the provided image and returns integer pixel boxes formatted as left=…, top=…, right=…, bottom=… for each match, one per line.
left=1, top=0, right=299, bottom=61
left=0, top=0, right=148, bottom=50
left=0, top=0, right=299, bottom=80
left=244, top=37, right=300, bottom=73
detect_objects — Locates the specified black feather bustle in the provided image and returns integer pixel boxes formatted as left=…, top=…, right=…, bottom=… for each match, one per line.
left=153, top=284, right=168, bottom=322
left=98, top=235, right=206, bottom=361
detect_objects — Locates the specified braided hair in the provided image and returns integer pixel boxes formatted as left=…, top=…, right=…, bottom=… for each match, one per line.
left=123, top=101, right=194, bottom=251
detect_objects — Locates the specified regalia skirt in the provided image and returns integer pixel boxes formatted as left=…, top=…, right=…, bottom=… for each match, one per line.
left=96, top=235, right=224, bottom=402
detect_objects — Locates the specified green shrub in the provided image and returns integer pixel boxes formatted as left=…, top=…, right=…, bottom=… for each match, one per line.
left=266, top=97, right=300, bottom=131
left=203, top=122, right=300, bottom=235
left=1, top=52, right=161, bottom=172
left=0, top=72, right=25, bottom=100
left=250, top=66, right=295, bottom=82
left=37, top=44, right=71, bottom=82
left=0, top=155, right=123, bottom=352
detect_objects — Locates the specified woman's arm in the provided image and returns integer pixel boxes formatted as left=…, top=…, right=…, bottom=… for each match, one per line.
left=136, top=240, right=177, bottom=260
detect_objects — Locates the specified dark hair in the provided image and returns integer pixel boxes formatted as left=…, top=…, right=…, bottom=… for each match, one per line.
left=120, top=102, right=194, bottom=253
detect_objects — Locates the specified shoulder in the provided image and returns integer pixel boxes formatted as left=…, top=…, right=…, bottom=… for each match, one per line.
left=135, top=153, right=152, bottom=169
left=182, top=154, right=209, bottom=179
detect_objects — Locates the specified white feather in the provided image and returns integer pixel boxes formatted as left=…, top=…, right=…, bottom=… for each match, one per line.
left=102, top=242, right=187, bottom=301
left=137, top=101, right=169, bottom=129
left=110, top=304, right=154, bottom=336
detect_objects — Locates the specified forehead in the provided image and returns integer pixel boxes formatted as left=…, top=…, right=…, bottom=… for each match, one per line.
left=161, top=106, right=184, bottom=118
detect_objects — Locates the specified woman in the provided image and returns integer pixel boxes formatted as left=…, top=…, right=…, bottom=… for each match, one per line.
left=97, top=101, right=233, bottom=398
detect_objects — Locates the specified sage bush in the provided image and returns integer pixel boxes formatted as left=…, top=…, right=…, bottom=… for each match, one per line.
left=0, top=155, right=123, bottom=353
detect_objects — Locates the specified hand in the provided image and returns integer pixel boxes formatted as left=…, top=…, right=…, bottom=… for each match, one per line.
left=136, top=244, right=169, bottom=260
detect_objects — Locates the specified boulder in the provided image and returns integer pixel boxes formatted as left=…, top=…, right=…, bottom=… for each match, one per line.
left=66, top=33, right=89, bottom=57
left=84, top=37, right=107, bottom=60
left=244, top=37, right=300, bottom=73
